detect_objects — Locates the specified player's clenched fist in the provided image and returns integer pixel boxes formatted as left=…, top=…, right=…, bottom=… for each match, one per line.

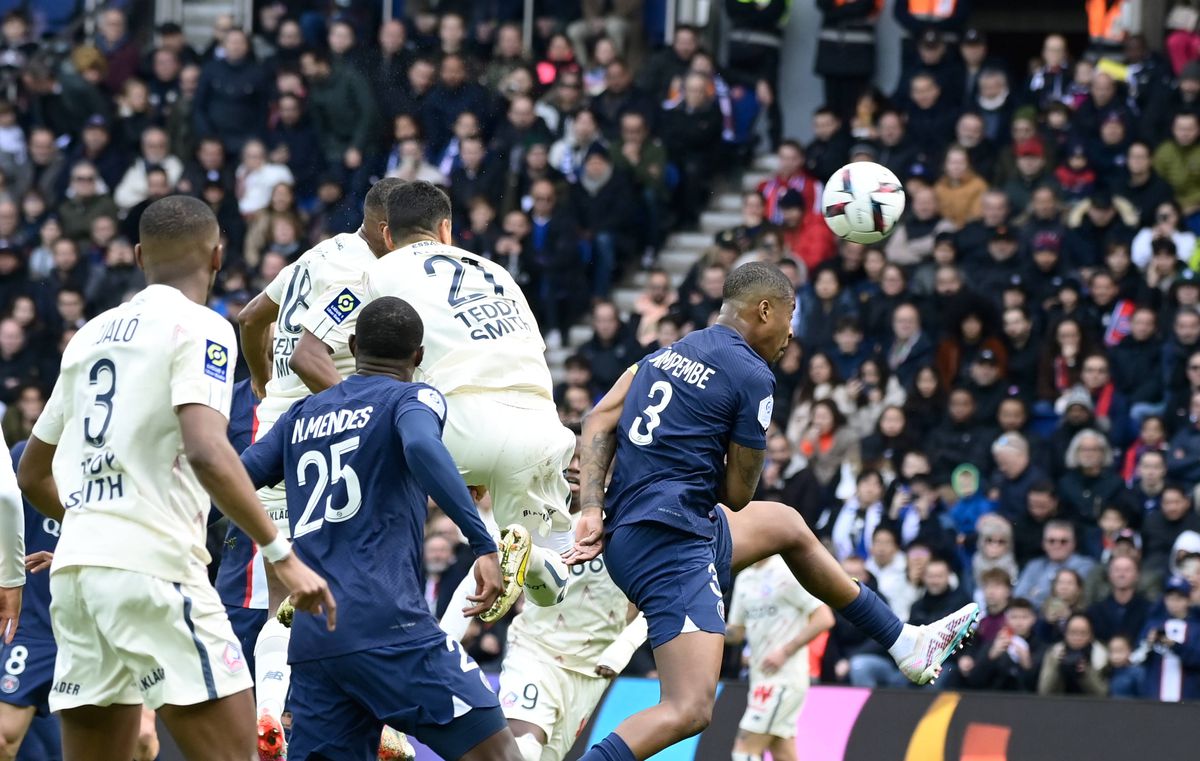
left=464, top=552, right=503, bottom=617
left=271, top=553, right=337, bottom=631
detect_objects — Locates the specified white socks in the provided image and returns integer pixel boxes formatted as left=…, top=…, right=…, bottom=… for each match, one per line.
left=439, top=571, right=476, bottom=643
left=887, top=623, right=920, bottom=661
left=523, top=545, right=569, bottom=607
left=254, top=618, right=292, bottom=718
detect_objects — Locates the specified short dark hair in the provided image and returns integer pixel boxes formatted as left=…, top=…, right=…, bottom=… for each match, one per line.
left=386, top=181, right=452, bottom=241
left=139, top=194, right=217, bottom=249
left=1007, top=598, right=1036, bottom=613
left=355, top=296, right=423, bottom=360
left=365, top=177, right=406, bottom=218
left=1028, top=479, right=1057, bottom=497
left=722, top=262, right=793, bottom=305
left=980, top=568, right=1013, bottom=587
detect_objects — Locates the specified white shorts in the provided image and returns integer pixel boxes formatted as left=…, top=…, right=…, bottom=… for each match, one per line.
left=255, top=395, right=301, bottom=536
left=49, top=566, right=252, bottom=712
left=738, top=679, right=808, bottom=739
left=443, top=391, right=574, bottom=541
left=498, top=645, right=609, bottom=761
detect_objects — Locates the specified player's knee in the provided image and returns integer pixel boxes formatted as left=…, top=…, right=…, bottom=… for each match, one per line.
left=514, top=731, right=544, bottom=761
left=662, top=694, right=713, bottom=737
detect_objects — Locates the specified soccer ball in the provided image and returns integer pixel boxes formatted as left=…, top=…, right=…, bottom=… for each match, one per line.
left=821, top=162, right=906, bottom=244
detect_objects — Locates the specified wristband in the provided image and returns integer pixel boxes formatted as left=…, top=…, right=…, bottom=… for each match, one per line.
left=260, top=534, right=293, bottom=563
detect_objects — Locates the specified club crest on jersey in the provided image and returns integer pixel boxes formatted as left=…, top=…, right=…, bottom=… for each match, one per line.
left=324, top=288, right=360, bottom=324
left=205, top=340, right=229, bottom=381
left=501, top=690, right=518, bottom=708
left=0, top=674, right=17, bottom=693
left=222, top=642, right=246, bottom=673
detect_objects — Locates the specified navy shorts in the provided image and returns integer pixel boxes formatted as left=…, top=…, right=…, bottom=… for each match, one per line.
left=1, top=635, right=56, bottom=716
left=288, top=636, right=505, bottom=761
left=604, top=509, right=733, bottom=649
left=224, top=605, right=269, bottom=677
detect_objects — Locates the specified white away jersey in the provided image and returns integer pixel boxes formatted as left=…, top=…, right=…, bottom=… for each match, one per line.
left=728, top=556, right=824, bottom=685
left=32, top=285, right=237, bottom=584
left=263, top=232, right=377, bottom=399
left=303, top=240, right=553, bottom=398
left=506, top=548, right=631, bottom=676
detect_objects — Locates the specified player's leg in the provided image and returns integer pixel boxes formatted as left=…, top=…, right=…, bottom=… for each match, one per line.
left=48, top=568, right=145, bottom=761
left=722, top=501, right=978, bottom=683
left=157, top=690, right=257, bottom=761
left=59, top=705, right=142, bottom=761
left=767, top=735, right=796, bottom=761
left=731, top=731, right=772, bottom=761
left=488, top=410, right=576, bottom=609
left=256, top=551, right=293, bottom=754
left=497, top=644, right=561, bottom=761
left=287, top=657, right=380, bottom=761
left=134, top=708, right=160, bottom=761
left=79, top=568, right=257, bottom=761
left=0, top=703, right=34, bottom=761
left=579, top=523, right=729, bottom=761
left=537, top=669, right=610, bottom=761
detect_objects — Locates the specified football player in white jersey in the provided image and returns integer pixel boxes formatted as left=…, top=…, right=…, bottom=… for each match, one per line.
left=15, top=196, right=334, bottom=761
left=499, top=438, right=647, bottom=761
left=725, top=556, right=834, bottom=761
left=295, top=180, right=576, bottom=639
left=235, top=177, right=403, bottom=754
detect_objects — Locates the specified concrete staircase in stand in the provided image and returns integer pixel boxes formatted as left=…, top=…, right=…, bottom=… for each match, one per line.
left=546, top=153, right=780, bottom=383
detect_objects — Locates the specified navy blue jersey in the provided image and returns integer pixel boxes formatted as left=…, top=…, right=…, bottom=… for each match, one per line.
left=241, top=374, right=461, bottom=663
left=216, top=379, right=266, bottom=609
left=605, top=325, right=774, bottom=539
left=7, top=442, right=59, bottom=641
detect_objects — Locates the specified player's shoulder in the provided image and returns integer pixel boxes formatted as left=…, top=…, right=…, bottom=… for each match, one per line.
left=396, top=380, right=447, bottom=422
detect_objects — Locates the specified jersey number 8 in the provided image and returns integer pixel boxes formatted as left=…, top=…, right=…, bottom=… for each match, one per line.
left=294, top=436, right=363, bottom=537
left=628, top=381, right=673, bottom=447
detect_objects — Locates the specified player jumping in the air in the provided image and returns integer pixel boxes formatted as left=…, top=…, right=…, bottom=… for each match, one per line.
left=498, top=434, right=647, bottom=761
left=295, top=181, right=576, bottom=640
left=726, top=556, right=834, bottom=761
left=240, top=296, right=522, bottom=761
left=236, top=178, right=404, bottom=754
left=567, top=262, right=979, bottom=761
left=15, top=195, right=334, bottom=761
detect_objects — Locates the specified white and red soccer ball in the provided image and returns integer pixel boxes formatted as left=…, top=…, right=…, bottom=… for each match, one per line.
left=821, top=161, right=906, bottom=244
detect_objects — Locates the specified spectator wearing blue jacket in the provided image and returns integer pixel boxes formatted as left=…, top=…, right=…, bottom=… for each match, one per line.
left=1137, top=576, right=1200, bottom=701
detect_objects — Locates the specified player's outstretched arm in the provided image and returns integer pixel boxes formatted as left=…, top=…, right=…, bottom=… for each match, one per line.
left=290, top=329, right=343, bottom=393
left=237, top=291, right=281, bottom=399
left=178, top=403, right=337, bottom=630
left=720, top=442, right=766, bottom=512
left=569, top=369, right=635, bottom=564
left=398, top=406, right=502, bottom=616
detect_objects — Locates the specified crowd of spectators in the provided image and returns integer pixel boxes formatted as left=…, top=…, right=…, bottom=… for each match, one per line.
left=543, top=7, right=1200, bottom=702
left=7, top=0, right=1200, bottom=706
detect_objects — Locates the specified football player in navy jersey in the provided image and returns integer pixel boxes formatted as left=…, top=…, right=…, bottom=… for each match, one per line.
left=241, top=296, right=523, bottom=761
left=1, top=439, right=59, bottom=761
left=569, top=263, right=980, bottom=761
left=214, top=379, right=271, bottom=678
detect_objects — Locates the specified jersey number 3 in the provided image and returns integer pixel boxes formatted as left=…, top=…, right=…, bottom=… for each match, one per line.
left=294, top=436, right=363, bottom=537
left=628, top=381, right=673, bottom=446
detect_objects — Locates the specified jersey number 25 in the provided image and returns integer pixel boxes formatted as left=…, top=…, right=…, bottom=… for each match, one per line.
left=294, top=436, right=362, bottom=537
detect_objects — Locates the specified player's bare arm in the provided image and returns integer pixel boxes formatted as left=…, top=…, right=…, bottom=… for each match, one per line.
left=721, top=442, right=766, bottom=511
left=177, top=403, right=337, bottom=629
left=569, top=369, right=635, bottom=564
left=15, top=436, right=64, bottom=523
left=0, top=436, right=23, bottom=643
left=237, top=290, right=281, bottom=399
left=290, top=329, right=343, bottom=393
